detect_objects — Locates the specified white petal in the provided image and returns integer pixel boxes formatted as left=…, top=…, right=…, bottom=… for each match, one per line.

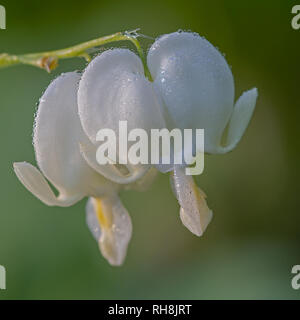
left=33, top=72, right=114, bottom=198
left=13, top=162, right=82, bottom=206
left=78, top=49, right=166, bottom=183
left=171, top=166, right=213, bottom=236
left=148, top=32, right=234, bottom=153
left=220, top=88, right=258, bottom=153
left=86, top=195, right=132, bottom=266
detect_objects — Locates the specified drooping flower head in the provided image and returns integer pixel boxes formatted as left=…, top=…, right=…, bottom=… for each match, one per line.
left=14, top=31, right=257, bottom=266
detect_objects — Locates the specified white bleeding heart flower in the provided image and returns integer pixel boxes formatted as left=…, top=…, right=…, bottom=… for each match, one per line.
left=146, top=32, right=257, bottom=236
left=14, top=31, right=258, bottom=264
left=13, top=72, right=157, bottom=266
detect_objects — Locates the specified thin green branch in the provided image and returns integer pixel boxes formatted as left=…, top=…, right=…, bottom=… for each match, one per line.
left=0, top=30, right=153, bottom=80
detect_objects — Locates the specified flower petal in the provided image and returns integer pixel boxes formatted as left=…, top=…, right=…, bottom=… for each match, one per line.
left=33, top=72, right=114, bottom=199
left=220, top=88, right=258, bottom=153
left=148, top=32, right=234, bottom=153
left=78, top=49, right=166, bottom=183
left=171, top=166, right=213, bottom=236
left=13, top=162, right=82, bottom=206
left=86, top=195, right=132, bottom=266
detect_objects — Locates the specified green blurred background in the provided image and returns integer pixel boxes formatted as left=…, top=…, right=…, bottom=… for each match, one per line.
left=0, top=0, right=299, bottom=299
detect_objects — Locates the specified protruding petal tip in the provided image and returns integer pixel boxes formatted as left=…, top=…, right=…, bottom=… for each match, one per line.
left=221, top=88, right=258, bottom=152
left=13, top=162, right=82, bottom=206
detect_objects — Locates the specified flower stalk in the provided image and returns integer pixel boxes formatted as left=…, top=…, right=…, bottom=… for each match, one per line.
left=0, top=30, right=153, bottom=80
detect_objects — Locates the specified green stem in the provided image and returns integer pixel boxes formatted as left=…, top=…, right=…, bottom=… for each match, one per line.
left=127, top=35, right=153, bottom=81
left=0, top=30, right=153, bottom=80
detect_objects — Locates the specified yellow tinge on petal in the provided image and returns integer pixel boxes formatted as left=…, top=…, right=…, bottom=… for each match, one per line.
left=172, top=166, right=213, bottom=237
left=179, top=184, right=212, bottom=236
left=94, top=198, right=112, bottom=229
left=86, top=196, right=132, bottom=266
left=93, top=197, right=117, bottom=264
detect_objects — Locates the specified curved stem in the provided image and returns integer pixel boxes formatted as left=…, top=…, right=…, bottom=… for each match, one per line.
left=0, top=30, right=153, bottom=80
left=126, top=35, right=153, bottom=81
